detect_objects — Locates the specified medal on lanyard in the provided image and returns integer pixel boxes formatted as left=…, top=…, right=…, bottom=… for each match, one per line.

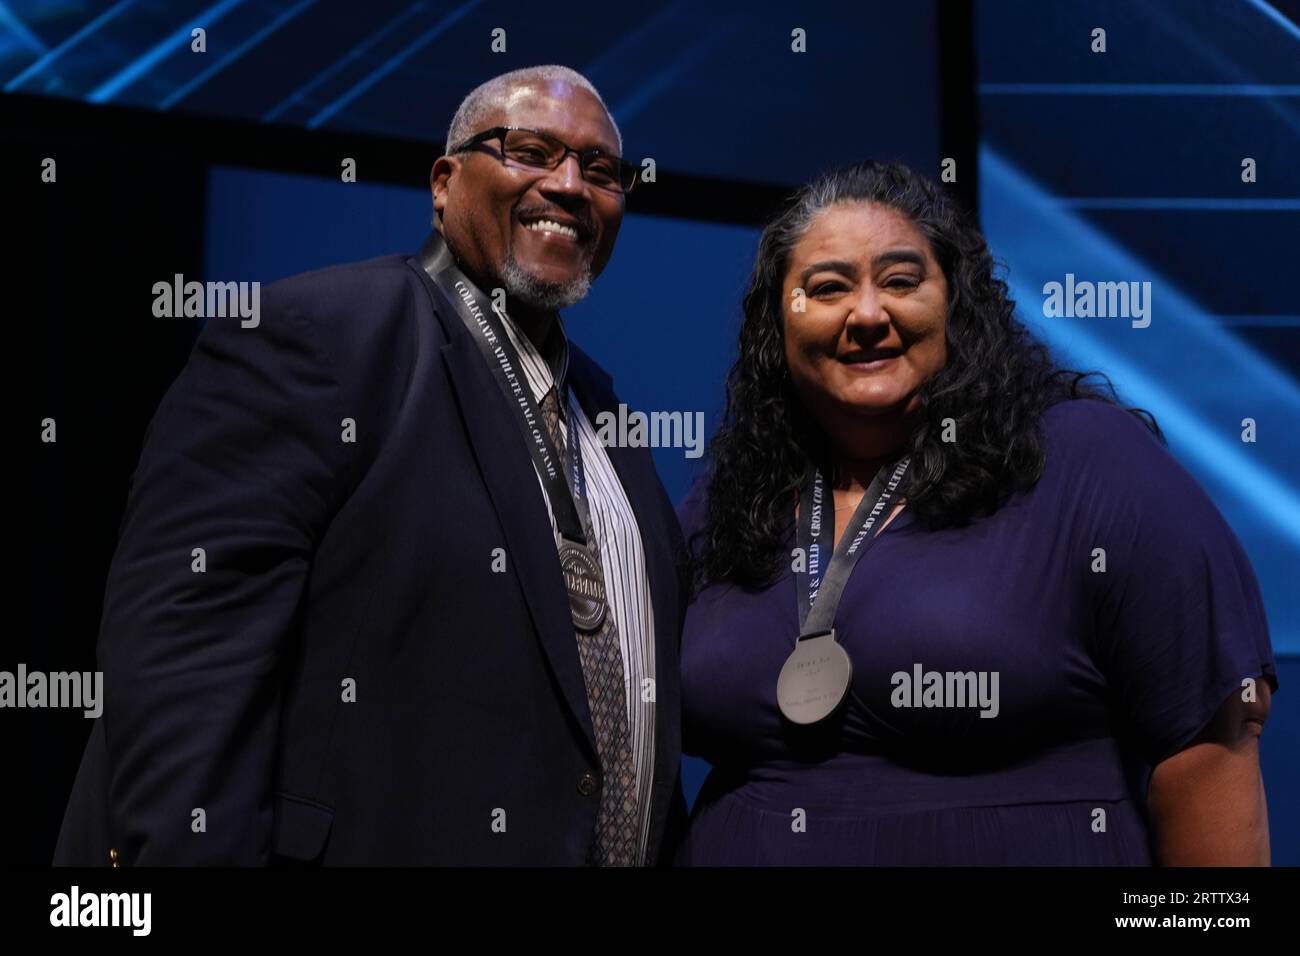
left=557, top=540, right=606, bottom=632
left=776, top=456, right=911, bottom=724
left=555, top=391, right=607, bottom=632
left=415, top=233, right=607, bottom=633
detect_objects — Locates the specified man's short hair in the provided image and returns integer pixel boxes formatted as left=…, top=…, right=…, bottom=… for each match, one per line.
left=445, top=65, right=623, bottom=156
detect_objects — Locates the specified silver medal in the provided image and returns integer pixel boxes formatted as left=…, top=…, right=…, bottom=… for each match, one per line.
left=558, top=539, right=607, bottom=633
left=776, top=630, right=852, bottom=724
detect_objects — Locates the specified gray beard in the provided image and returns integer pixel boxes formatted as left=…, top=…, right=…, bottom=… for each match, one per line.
left=499, top=250, right=593, bottom=311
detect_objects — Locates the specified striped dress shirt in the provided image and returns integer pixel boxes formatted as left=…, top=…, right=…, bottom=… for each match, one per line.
left=496, top=309, right=657, bottom=866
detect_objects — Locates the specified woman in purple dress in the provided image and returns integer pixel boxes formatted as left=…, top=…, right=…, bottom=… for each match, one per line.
left=674, top=161, right=1277, bottom=866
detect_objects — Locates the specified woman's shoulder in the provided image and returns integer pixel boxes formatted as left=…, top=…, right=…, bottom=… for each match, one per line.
left=1037, top=397, right=1233, bottom=535
left=1041, top=396, right=1160, bottom=449
left=675, top=471, right=712, bottom=549
left=1038, top=397, right=1171, bottom=480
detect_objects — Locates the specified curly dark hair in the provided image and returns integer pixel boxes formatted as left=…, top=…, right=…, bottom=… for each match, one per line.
left=692, top=159, right=1161, bottom=591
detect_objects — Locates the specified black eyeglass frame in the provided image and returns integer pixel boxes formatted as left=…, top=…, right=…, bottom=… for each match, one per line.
left=449, top=125, right=638, bottom=195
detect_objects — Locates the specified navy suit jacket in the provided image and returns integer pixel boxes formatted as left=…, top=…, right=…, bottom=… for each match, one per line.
left=54, top=238, right=689, bottom=865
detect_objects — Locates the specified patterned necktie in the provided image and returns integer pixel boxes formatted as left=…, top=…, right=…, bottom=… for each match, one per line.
left=539, top=384, right=641, bottom=866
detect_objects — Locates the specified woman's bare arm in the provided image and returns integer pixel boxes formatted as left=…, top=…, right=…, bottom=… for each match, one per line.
left=1147, top=679, right=1272, bottom=866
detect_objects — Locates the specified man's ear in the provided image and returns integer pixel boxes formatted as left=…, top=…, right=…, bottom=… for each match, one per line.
left=430, top=155, right=458, bottom=217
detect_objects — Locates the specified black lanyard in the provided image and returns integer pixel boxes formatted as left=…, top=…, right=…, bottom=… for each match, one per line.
left=416, top=232, right=593, bottom=547
left=795, top=457, right=911, bottom=637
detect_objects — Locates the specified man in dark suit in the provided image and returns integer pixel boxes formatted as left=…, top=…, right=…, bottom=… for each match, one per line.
left=54, top=64, right=688, bottom=865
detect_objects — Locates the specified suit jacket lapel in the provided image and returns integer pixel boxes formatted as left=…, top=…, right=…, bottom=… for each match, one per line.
left=411, top=250, right=683, bottom=857
left=415, top=265, right=600, bottom=762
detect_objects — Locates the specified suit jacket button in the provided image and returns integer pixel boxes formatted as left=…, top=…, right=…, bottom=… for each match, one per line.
left=109, top=848, right=120, bottom=868
left=577, top=772, right=599, bottom=796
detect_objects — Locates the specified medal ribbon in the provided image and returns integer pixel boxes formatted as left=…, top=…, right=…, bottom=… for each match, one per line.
left=416, top=232, right=593, bottom=548
left=796, top=456, right=911, bottom=637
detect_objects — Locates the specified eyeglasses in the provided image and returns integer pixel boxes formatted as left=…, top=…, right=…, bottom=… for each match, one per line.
left=450, top=126, right=638, bottom=195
